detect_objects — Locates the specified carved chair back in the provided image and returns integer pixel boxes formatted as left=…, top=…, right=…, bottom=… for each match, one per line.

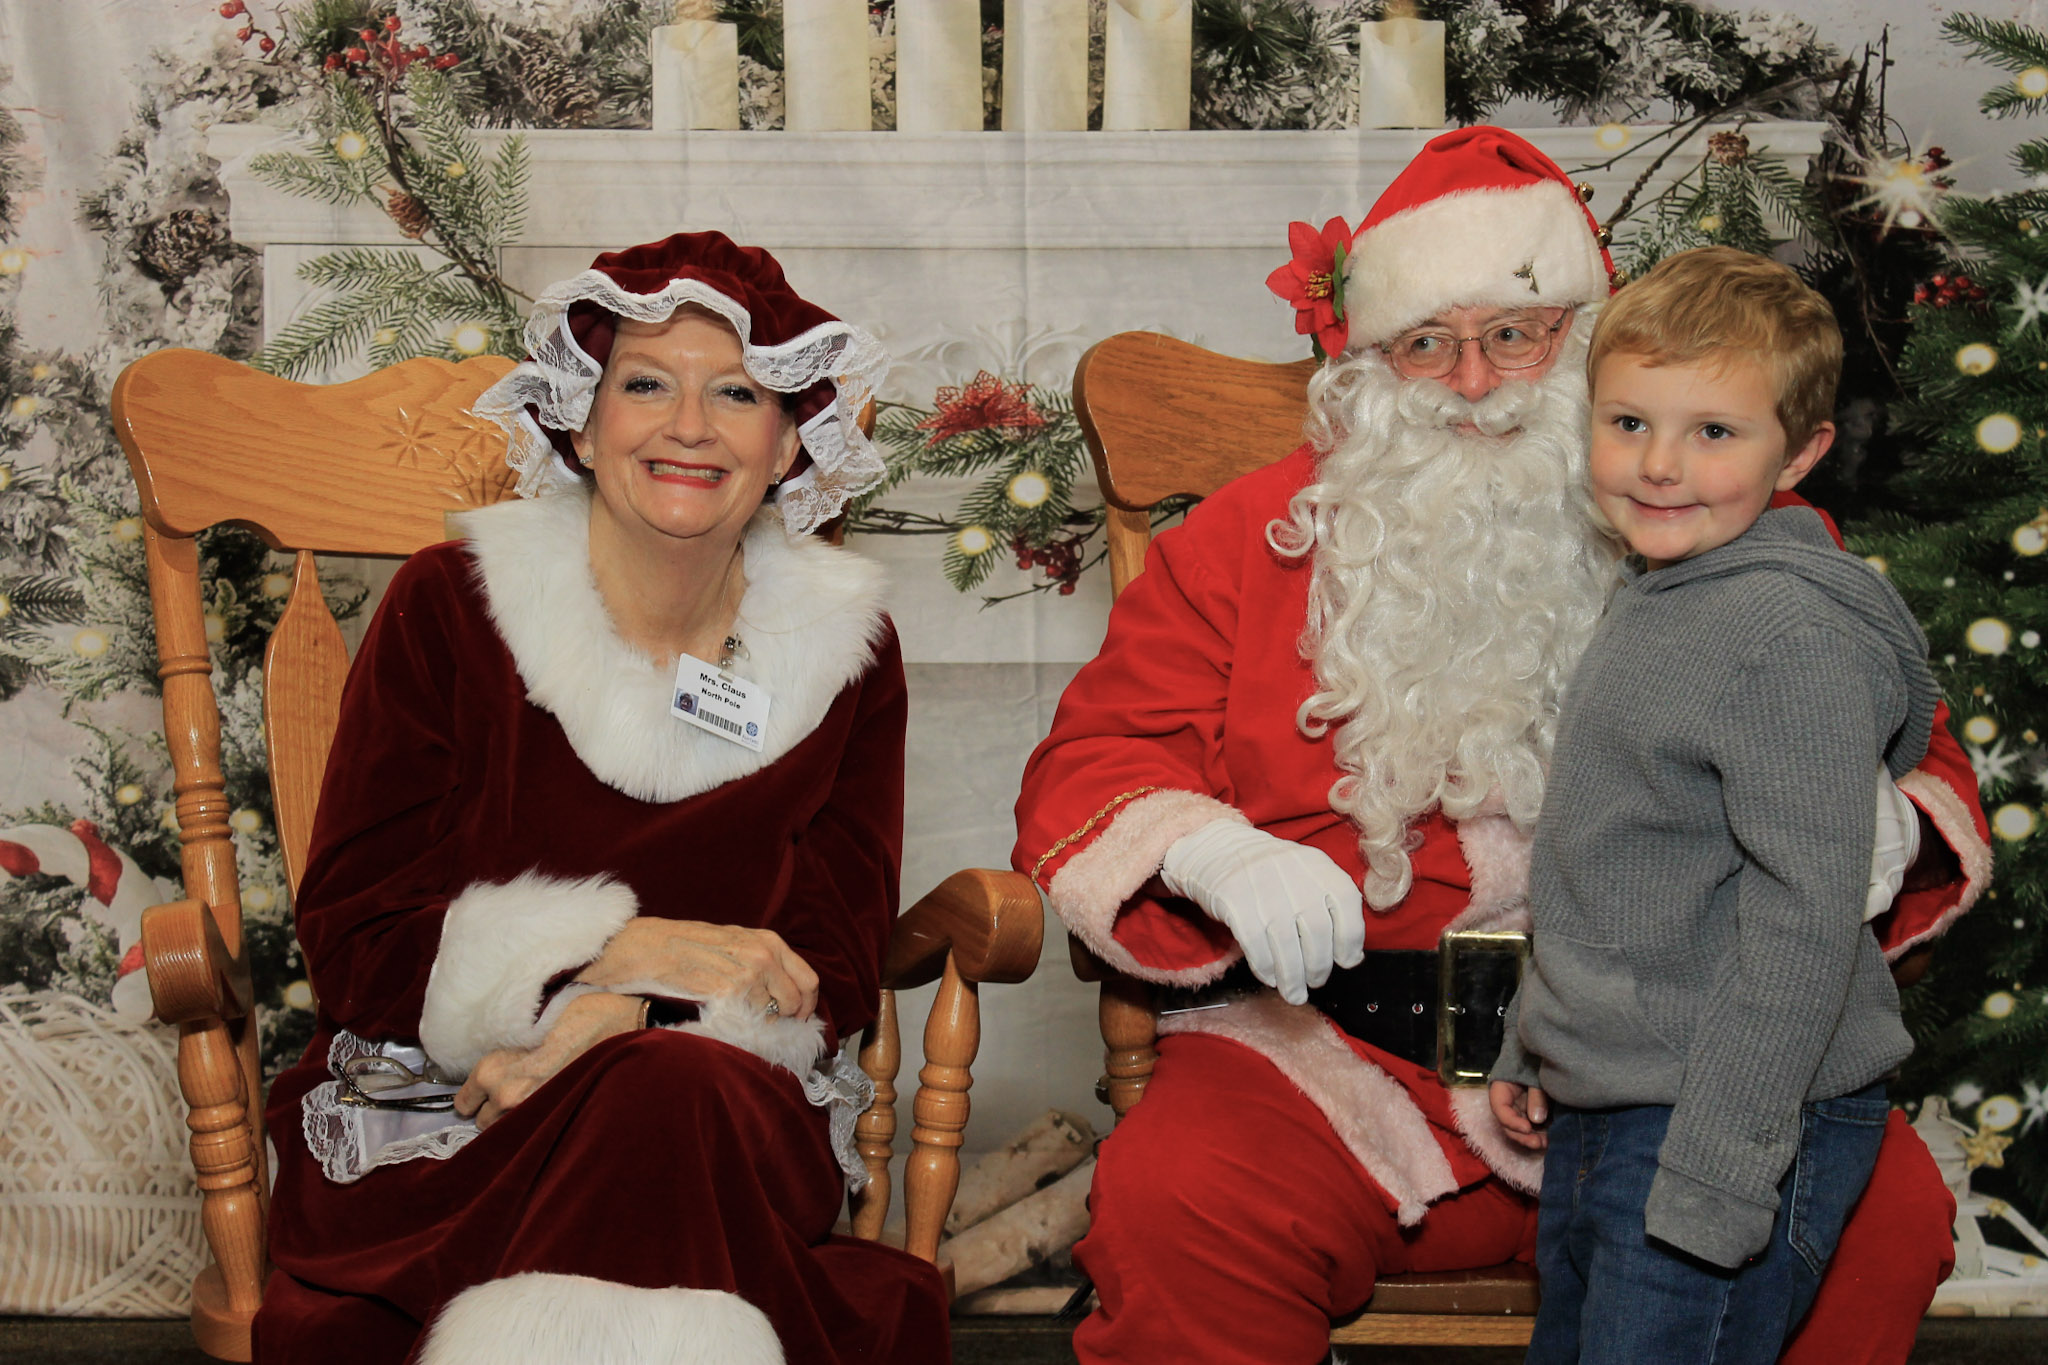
left=110, top=348, right=979, bottom=1360
left=1068, top=332, right=1539, bottom=1347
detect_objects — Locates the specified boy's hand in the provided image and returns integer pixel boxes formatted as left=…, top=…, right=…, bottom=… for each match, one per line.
left=1490, top=1079, right=1549, bottom=1151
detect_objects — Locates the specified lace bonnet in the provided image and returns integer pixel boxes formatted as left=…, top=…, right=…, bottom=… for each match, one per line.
left=473, top=232, right=890, bottom=535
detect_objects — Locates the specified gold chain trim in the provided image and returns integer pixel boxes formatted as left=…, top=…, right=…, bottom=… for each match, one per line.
left=1031, top=785, right=1161, bottom=884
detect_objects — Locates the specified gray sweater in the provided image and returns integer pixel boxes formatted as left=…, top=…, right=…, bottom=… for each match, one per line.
left=1491, top=506, right=1937, bottom=1268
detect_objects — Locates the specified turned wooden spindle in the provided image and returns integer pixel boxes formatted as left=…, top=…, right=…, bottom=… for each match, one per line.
left=904, top=955, right=979, bottom=1264
left=145, top=526, right=267, bottom=1349
left=850, top=988, right=900, bottom=1241
left=1098, top=975, right=1158, bottom=1122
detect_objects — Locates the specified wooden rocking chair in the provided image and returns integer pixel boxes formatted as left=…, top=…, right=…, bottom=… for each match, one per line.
left=110, top=347, right=1042, bottom=1361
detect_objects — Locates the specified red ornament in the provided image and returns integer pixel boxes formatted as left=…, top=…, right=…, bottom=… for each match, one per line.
left=916, top=372, right=1048, bottom=443
left=1266, top=216, right=1353, bottom=360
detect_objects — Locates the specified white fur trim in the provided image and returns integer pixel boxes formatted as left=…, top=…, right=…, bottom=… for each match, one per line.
left=1161, top=993, right=1457, bottom=1225
left=1044, top=790, right=1248, bottom=988
left=1890, top=769, right=1991, bottom=959
left=1445, top=812, right=1534, bottom=935
left=609, top=989, right=830, bottom=1077
left=419, top=872, right=640, bottom=1076
left=419, top=1273, right=781, bottom=1365
left=1343, top=179, right=1608, bottom=348
left=1447, top=1084, right=1544, bottom=1195
left=454, top=483, right=890, bottom=803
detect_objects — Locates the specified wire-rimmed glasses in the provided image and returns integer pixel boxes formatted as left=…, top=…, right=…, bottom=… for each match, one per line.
left=336, top=1054, right=463, bottom=1111
left=1378, top=310, right=1572, bottom=380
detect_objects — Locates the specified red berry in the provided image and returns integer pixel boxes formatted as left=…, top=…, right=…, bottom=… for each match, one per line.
left=346, top=45, right=367, bottom=62
left=218, top=1, right=245, bottom=16
left=433, top=52, right=461, bottom=69
left=258, top=34, right=275, bottom=52
left=385, top=14, right=402, bottom=31
left=237, top=24, right=252, bottom=39
left=323, top=53, right=342, bottom=69
left=1059, top=582, right=1077, bottom=596
left=359, top=28, right=377, bottom=41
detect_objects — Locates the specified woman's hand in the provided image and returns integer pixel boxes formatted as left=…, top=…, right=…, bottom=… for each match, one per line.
left=454, top=990, right=643, bottom=1131
left=1489, top=1079, right=1549, bottom=1152
left=575, top=917, right=820, bottom=1021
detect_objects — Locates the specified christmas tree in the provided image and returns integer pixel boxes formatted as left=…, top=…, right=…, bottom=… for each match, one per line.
left=1849, top=15, right=2048, bottom=1228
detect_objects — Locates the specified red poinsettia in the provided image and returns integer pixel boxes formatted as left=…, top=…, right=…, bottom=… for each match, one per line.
left=1265, top=216, right=1353, bottom=360
left=916, top=371, right=1048, bottom=444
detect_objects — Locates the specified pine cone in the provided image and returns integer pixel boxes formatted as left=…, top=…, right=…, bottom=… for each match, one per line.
left=513, top=32, right=601, bottom=128
left=385, top=189, right=431, bottom=239
left=135, top=208, right=221, bottom=286
left=1707, top=131, right=1751, bottom=166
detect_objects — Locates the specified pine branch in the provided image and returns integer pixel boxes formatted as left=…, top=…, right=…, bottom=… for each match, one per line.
left=1944, top=14, right=2048, bottom=73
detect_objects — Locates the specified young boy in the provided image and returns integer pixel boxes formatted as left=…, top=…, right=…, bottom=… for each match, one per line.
left=1488, top=246, right=1938, bottom=1364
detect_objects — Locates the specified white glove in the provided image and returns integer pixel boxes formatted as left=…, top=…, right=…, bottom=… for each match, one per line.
left=1159, top=819, right=1366, bottom=1005
left=1867, top=767, right=1921, bottom=923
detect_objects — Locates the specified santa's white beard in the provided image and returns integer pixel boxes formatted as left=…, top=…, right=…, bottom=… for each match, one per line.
left=1267, top=329, right=1622, bottom=910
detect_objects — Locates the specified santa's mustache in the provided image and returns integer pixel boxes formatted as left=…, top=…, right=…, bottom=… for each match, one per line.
left=1385, top=370, right=1553, bottom=438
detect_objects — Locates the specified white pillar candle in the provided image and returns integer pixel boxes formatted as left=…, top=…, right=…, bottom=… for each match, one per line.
left=1102, top=0, right=1190, bottom=131
left=1001, top=0, right=1088, bottom=132
left=897, top=0, right=984, bottom=132
left=650, top=22, right=741, bottom=131
left=784, top=0, right=872, bottom=131
left=1357, top=18, right=1446, bottom=129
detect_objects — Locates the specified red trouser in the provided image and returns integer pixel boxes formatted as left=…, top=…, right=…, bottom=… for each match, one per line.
left=1075, top=1033, right=1953, bottom=1365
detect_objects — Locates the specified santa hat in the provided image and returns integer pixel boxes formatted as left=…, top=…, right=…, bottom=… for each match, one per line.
left=1347, top=127, right=1613, bottom=345
left=473, top=231, right=889, bottom=536
left=1269, top=127, right=1614, bottom=357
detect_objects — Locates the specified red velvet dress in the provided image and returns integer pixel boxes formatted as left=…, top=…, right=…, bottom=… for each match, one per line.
left=253, top=491, right=949, bottom=1364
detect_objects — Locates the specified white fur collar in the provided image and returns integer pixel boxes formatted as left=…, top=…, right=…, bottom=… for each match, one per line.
left=453, top=487, right=889, bottom=803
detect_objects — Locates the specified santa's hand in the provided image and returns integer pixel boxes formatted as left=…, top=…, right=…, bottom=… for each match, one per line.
left=1867, top=768, right=1920, bottom=923
left=1160, top=820, right=1366, bottom=1005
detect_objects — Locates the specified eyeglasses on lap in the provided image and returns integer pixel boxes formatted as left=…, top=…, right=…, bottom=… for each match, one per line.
left=337, top=1054, right=463, bottom=1111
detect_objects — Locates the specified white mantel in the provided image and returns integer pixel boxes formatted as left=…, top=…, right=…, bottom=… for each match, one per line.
left=209, top=124, right=1826, bottom=252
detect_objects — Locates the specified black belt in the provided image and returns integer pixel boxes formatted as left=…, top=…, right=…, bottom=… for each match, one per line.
left=1159, top=931, right=1528, bottom=1087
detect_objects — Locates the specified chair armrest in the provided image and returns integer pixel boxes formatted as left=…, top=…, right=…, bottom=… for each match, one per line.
left=142, top=898, right=253, bottom=1026
left=883, top=869, right=1043, bottom=991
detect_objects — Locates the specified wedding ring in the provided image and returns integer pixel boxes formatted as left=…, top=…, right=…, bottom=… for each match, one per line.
left=764, top=999, right=780, bottom=1018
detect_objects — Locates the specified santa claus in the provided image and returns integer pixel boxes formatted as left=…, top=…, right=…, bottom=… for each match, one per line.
left=1012, top=127, right=1988, bottom=1364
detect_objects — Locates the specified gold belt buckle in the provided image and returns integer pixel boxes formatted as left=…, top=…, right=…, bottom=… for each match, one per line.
left=1436, top=928, right=1531, bottom=1088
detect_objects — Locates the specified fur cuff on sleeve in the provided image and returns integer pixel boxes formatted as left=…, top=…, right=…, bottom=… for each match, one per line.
left=1891, top=769, right=1992, bottom=958
left=420, top=872, right=639, bottom=1076
left=601, top=987, right=829, bottom=1078
left=1045, top=789, right=1248, bottom=988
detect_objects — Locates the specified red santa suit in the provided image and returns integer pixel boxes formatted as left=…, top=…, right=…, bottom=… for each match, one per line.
left=255, top=487, right=950, bottom=1364
left=1012, top=445, right=1989, bottom=1364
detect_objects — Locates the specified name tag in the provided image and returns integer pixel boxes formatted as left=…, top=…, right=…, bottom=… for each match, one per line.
left=671, top=653, right=771, bottom=752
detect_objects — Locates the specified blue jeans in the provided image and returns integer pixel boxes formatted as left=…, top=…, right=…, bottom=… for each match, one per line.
left=1526, top=1082, right=1890, bottom=1365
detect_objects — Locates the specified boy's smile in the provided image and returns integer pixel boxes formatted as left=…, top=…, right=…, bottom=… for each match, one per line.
left=1589, top=352, right=1833, bottom=569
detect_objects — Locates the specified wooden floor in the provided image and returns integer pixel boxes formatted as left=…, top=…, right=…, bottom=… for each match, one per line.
left=4, top=1314, right=2047, bottom=1363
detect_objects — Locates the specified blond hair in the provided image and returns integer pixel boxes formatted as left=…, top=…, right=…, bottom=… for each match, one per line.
left=1589, top=246, right=1841, bottom=450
